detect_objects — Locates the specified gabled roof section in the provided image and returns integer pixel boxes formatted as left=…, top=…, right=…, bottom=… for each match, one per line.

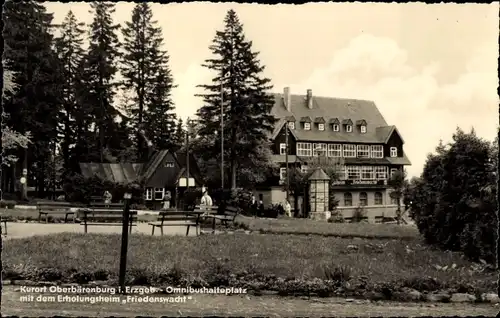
left=300, top=116, right=312, bottom=123
left=79, top=163, right=142, bottom=184
left=285, top=115, right=296, bottom=122
left=329, top=118, right=340, bottom=124
left=356, top=119, right=367, bottom=126
left=269, top=92, right=405, bottom=144
left=376, top=126, right=405, bottom=144
left=342, top=119, right=353, bottom=125
left=270, top=119, right=299, bottom=140
left=314, top=117, right=326, bottom=124
left=141, top=150, right=170, bottom=183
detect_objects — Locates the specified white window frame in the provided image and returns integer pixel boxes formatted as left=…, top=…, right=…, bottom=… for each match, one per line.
left=344, top=192, right=353, bottom=206
left=338, top=165, right=347, bottom=180
left=343, top=144, right=356, bottom=158
left=288, top=122, right=295, bottom=130
left=313, top=143, right=327, bottom=157
left=304, top=122, right=311, bottom=130
left=357, top=145, right=370, bottom=158
left=145, top=188, right=153, bottom=200
left=360, top=125, right=367, bottom=133
left=347, top=166, right=360, bottom=180
left=279, top=167, right=286, bottom=181
left=332, top=124, right=340, bottom=132
left=374, top=192, right=383, bottom=205
left=359, top=192, right=368, bottom=206
left=390, top=168, right=398, bottom=178
left=370, top=145, right=384, bottom=158
left=318, top=123, right=325, bottom=131
left=361, top=166, right=374, bottom=180
left=375, top=166, right=388, bottom=180
left=296, top=142, right=312, bottom=157
left=280, top=143, right=287, bottom=155
left=346, top=125, right=353, bottom=132
left=328, top=144, right=342, bottom=157
left=390, top=147, right=398, bottom=157
left=154, top=187, right=165, bottom=200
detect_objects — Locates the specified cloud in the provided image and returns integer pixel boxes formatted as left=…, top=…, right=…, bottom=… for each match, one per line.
left=283, top=34, right=498, bottom=178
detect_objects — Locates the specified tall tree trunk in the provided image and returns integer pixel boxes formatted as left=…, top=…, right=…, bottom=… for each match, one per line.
left=230, top=128, right=237, bottom=189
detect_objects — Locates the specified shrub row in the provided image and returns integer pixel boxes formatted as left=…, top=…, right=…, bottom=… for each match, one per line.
left=0, top=200, right=17, bottom=209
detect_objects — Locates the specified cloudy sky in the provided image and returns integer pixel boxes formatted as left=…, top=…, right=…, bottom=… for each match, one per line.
left=44, top=2, right=499, bottom=177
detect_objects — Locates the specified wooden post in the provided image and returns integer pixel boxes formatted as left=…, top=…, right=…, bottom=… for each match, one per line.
left=119, top=192, right=132, bottom=294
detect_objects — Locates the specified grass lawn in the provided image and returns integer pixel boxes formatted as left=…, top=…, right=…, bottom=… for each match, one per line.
left=3, top=232, right=495, bottom=294
left=234, top=215, right=420, bottom=240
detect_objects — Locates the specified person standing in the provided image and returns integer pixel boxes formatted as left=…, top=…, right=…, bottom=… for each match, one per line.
left=103, top=190, right=112, bottom=206
left=283, top=200, right=292, bottom=218
left=200, top=189, right=213, bottom=207
left=162, top=191, right=172, bottom=210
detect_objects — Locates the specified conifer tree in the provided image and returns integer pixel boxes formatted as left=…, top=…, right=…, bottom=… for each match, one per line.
left=196, top=9, right=276, bottom=189
left=3, top=0, right=63, bottom=196
left=121, top=3, right=176, bottom=160
left=54, top=10, right=86, bottom=173
left=84, top=2, right=122, bottom=162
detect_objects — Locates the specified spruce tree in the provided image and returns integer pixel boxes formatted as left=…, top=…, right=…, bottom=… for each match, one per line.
left=84, top=1, right=121, bottom=162
left=121, top=2, right=176, bottom=160
left=3, top=0, right=63, bottom=197
left=196, top=9, right=276, bottom=189
left=53, top=10, right=86, bottom=174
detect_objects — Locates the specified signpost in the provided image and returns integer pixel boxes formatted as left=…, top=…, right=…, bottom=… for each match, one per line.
left=119, top=192, right=132, bottom=294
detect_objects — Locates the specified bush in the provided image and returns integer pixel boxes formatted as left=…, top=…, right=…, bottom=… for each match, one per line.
left=352, top=205, right=366, bottom=223
left=410, top=129, right=498, bottom=264
left=0, top=200, right=16, bottom=209
left=183, top=188, right=203, bottom=210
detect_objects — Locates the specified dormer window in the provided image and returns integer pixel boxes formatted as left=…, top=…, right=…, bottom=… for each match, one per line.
left=346, top=125, right=353, bottom=132
left=360, top=125, right=367, bottom=134
left=390, top=147, right=398, bottom=157
left=333, top=124, right=340, bottom=132
left=356, top=119, right=367, bottom=134
left=288, top=122, right=295, bottom=130
left=304, top=123, right=311, bottom=130
left=318, top=124, right=325, bottom=131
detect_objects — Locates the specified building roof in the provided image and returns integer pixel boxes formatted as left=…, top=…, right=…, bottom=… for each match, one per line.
left=308, top=168, right=330, bottom=181
left=270, top=93, right=399, bottom=144
left=79, top=163, right=143, bottom=184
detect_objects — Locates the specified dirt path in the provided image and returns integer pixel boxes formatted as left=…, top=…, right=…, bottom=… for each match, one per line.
left=1, top=287, right=497, bottom=317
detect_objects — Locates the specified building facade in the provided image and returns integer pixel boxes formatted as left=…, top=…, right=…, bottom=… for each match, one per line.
left=257, top=87, right=411, bottom=221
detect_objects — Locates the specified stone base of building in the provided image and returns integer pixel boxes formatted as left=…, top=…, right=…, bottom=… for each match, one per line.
left=309, top=211, right=331, bottom=221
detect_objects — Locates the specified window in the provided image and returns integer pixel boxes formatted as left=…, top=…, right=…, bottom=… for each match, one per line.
left=361, top=166, right=374, bottom=180
left=288, top=122, right=295, bottom=130
left=280, top=143, right=287, bottom=155
left=360, top=125, right=367, bottom=133
left=347, top=166, right=360, bottom=180
left=391, top=193, right=399, bottom=205
left=357, top=145, right=370, bottom=158
left=343, top=144, right=356, bottom=158
left=304, top=123, right=311, bottom=130
left=145, top=188, right=153, bottom=200
left=346, top=125, right=353, bottom=132
left=374, top=192, right=383, bottom=205
left=279, top=167, right=286, bottom=181
left=374, top=166, right=388, bottom=179
left=154, top=188, right=164, bottom=200
left=318, top=124, right=325, bottom=131
left=371, top=145, right=384, bottom=158
left=344, top=192, right=353, bottom=206
left=313, top=143, right=327, bottom=156
left=328, top=144, right=342, bottom=157
left=338, top=165, right=347, bottom=180
left=332, top=124, right=340, bottom=132
left=164, top=161, right=175, bottom=168
left=390, top=168, right=398, bottom=178
left=390, top=147, right=398, bottom=157
left=359, top=192, right=368, bottom=206
left=297, top=142, right=312, bottom=157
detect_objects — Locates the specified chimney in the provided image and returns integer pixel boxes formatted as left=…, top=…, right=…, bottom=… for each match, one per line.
left=307, top=89, right=313, bottom=109
left=283, top=87, right=291, bottom=112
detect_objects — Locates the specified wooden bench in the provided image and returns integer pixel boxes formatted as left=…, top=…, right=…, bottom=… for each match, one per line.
left=37, top=201, right=77, bottom=223
left=374, top=216, right=397, bottom=224
left=200, top=205, right=239, bottom=233
left=344, top=216, right=368, bottom=223
left=90, top=196, right=103, bottom=203
left=79, top=206, right=137, bottom=234
left=148, top=209, right=205, bottom=236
